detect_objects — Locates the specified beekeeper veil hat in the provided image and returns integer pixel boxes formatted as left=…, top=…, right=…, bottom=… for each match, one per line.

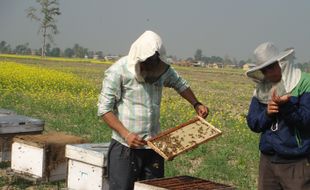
left=127, top=30, right=169, bottom=82
left=246, top=42, right=301, bottom=104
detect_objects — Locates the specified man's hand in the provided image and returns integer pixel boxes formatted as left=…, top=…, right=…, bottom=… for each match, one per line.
left=267, top=89, right=291, bottom=116
left=271, top=89, right=291, bottom=105
left=195, top=104, right=209, bottom=118
left=125, top=132, right=146, bottom=148
left=271, top=90, right=291, bottom=106
left=267, top=100, right=279, bottom=116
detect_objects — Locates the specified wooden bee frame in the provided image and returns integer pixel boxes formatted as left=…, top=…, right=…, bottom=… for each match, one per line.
left=147, top=116, right=222, bottom=160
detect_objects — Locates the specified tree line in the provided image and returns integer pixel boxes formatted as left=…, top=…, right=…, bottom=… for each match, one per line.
left=192, top=48, right=252, bottom=68
left=192, top=48, right=310, bottom=72
left=1, top=40, right=310, bottom=72
left=0, top=40, right=105, bottom=58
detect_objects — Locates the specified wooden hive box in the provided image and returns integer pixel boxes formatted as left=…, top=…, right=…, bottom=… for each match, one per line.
left=11, top=133, right=86, bottom=182
left=0, top=115, right=44, bottom=162
left=134, top=176, right=235, bottom=190
left=147, top=116, right=222, bottom=160
left=65, top=143, right=110, bottom=190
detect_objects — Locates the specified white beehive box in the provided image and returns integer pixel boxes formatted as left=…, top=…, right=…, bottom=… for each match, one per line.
left=0, top=115, right=44, bottom=162
left=65, top=143, right=110, bottom=190
left=11, top=133, right=86, bottom=182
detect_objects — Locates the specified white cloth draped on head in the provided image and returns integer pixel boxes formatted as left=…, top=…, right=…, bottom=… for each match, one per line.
left=127, top=30, right=169, bottom=82
left=246, top=42, right=301, bottom=104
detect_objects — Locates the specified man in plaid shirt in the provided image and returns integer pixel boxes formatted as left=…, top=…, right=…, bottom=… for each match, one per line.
left=98, top=30, right=208, bottom=190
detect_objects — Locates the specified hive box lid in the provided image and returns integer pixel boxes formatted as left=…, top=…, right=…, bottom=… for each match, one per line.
left=147, top=116, right=222, bottom=160
left=66, top=143, right=110, bottom=167
left=13, top=133, right=86, bottom=148
left=0, top=115, right=44, bottom=134
left=0, top=108, right=16, bottom=116
left=134, top=176, right=235, bottom=190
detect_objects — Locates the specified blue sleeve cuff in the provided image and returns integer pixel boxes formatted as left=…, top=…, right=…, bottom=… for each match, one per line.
left=279, top=102, right=296, bottom=115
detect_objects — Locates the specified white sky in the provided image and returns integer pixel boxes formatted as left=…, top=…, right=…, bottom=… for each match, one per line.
left=1, top=0, right=310, bottom=62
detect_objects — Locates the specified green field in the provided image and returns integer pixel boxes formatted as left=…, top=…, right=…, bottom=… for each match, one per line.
left=0, top=55, right=259, bottom=189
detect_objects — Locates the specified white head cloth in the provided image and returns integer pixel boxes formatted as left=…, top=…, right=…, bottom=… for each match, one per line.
left=127, top=31, right=168, bottom=82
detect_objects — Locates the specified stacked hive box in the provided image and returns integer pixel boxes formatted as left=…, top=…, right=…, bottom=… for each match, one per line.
left=0, top=108, right=16, bottom=162
left=0, top=112, right=44, bottom=162
left=134, top=176, right=235, bottom=190
left=11, top=133, right=86, bottom=182
left=65, top=143, right=110, bottom=190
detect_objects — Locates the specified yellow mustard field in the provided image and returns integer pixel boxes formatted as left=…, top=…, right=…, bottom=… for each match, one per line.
left=0, top=59, right=259, bottom=189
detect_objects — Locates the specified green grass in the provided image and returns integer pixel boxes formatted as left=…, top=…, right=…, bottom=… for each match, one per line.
left=0, top=56, right=259, bottom=189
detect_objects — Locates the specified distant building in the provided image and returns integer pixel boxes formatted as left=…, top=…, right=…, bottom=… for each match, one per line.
left=225, top=64, right=238, bottom=69
left=174, top=61, right=192, bottom=67
left=243, top=63, right=256, bottom=71
left=207, top=63, right=223, bottom=68
left=192, top=61, right=206, bottom=67
left=104, top=55, right=120, bottom=61
left=212, top=63, right=219, bottom=68
left=31, top=50, right=37, bottom=56
left=166, top=57, right=175, bottom=64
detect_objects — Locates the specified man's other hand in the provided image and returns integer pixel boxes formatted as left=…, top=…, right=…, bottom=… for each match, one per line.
left=195, top=104, right=209, bottom=118
left=126, top=132, right=147, bottom=148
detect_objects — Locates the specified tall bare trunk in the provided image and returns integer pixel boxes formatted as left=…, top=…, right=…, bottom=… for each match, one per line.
left=42, top=27, right=47, bottom=57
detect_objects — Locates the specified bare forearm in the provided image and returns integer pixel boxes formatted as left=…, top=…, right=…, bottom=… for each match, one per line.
left=179, top=87, right=209, bottom=118
left=179, top=87, right=200, bottom=106
left=101, top=112, right=129, bottom=139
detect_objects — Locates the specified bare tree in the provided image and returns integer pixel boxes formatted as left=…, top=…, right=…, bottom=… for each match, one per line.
left=26, top=0, right=61, bottom=57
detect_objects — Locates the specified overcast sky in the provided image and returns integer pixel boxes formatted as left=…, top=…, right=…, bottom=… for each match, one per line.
left=1, top=0, right=310, bottom=62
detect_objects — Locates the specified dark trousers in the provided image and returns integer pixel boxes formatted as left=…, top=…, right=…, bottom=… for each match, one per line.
left=107, top=139, right=164, bottom=190
left=259, top=153, right=310, bottom=190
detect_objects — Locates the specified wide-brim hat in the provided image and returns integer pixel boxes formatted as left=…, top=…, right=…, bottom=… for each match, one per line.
left=246, top=42, right=294, bottom=80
